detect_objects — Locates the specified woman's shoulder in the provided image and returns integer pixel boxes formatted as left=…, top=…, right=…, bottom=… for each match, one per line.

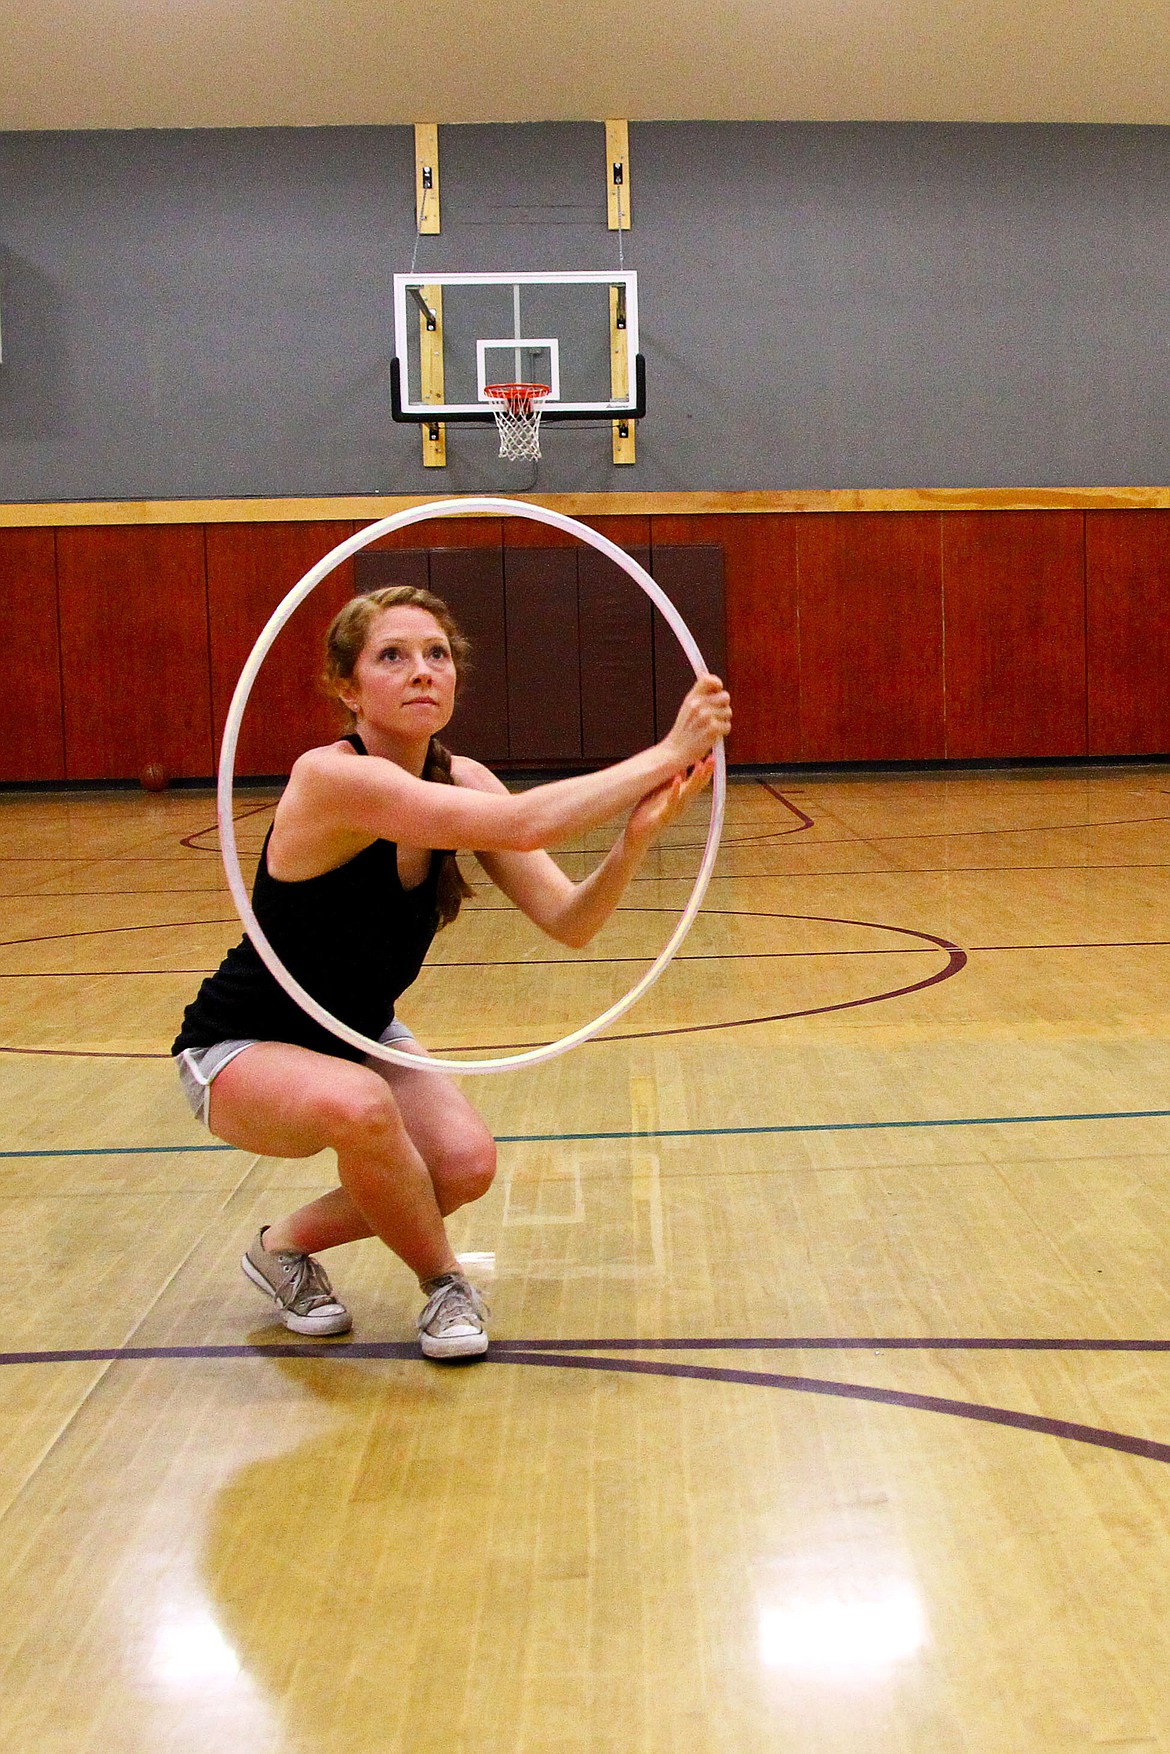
left=449, top=753, right=509, bottom=796
left=288, top=737, right=401, bottom=800
left=292, top=735, right=364, bottom=775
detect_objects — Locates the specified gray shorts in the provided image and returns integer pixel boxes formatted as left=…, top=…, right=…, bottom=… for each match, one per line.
left=175, top=1018, right=418, bottom=1127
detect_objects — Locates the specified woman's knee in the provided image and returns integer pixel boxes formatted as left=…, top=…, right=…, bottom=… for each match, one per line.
left=434, top=1130, right=497, bottom=1209
left=322, top=1068, right=406, bottom=1154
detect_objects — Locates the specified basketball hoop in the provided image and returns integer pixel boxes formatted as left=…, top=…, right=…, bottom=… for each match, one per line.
left=484, top=382, right=550, bottom=461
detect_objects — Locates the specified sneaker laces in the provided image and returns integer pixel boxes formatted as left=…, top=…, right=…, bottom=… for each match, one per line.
left=272, top=1250, right=338, bottom=1314
left=418, top=1274, right=490, bottom=1334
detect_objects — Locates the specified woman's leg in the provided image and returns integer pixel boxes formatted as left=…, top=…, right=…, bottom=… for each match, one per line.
left=207, top=1041, right=459, bottom=1283
left=231, top=1038, right=498, bottom=1254
left=362, top=1036, right=497, bottom=1219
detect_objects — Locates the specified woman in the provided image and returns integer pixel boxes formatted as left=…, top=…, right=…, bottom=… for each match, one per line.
left=174, top=584, right=731, bottom=1359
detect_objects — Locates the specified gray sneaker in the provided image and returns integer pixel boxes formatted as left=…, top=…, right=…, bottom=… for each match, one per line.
left=241, top=1228, right=352, bottom=1336
left=417, top=1273, right=490, bottom=1359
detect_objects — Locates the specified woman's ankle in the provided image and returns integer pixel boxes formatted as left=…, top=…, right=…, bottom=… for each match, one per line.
left=258, top=1221, right=299, bottom=1255
left=419, top=1263, right=461, bottom=1293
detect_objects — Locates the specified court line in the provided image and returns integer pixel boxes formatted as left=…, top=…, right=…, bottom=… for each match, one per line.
left=0, top=1144, right=238, bottom=1158
left=666, top=812, right=1170, bottom=850
left=179, top=799, right=278, bottom=852
left=0, top=1339, right=1164, bottom=1467
left=494, top=1353, right=1170, bottom=1467
left=495, top=1108, right=1170, bottom=1142
left=437, top=950, right=965, bottom=1050
left=3, top=940, right=1169, bottom=982
left=0, top=903, right=949, bottom=949
left=5, top=1105, right=1170, bottom=1159
left=0, top=920, right=237, bottom=949
left=5, top=1335, right=1170, bottom=1361
left=190, top=820, right=1170, bottom=860
left=0, top=907, right=966, bottom=1056
left=757, top=783, right=815, bottom=833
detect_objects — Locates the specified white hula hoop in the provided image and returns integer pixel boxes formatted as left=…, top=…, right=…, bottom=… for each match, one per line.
left=217, top=495, right=726, bottom=1075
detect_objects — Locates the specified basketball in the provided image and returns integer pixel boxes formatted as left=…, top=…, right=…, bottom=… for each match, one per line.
left=139, top=763, right=169, bottom=792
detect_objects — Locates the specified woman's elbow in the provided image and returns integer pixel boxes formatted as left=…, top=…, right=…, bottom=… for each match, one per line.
left=507, top=809, right=549, bottom=855
left=548, top=917, right=594, bottom=950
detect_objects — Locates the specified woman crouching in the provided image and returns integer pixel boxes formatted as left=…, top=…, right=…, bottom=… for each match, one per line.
left=173, top=585, right=731, bottom=1359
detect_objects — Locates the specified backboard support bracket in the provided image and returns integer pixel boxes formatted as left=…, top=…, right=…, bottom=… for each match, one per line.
left=419, top=283, right=446, bottom=466
left=605, top=121, right=630, bottom=232
left=610, top=281, right=635, bottom=463
left=414, top=124, right=440, bottom=234
left=606, top=122, right=635, bottom=463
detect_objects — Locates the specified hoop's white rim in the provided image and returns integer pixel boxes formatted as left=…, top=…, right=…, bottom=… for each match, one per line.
left=216, top=496, right=727, bottom=1075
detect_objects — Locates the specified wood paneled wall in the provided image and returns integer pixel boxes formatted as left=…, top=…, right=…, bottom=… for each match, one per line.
left=4, top=508, right=1170, bottom=780
left=206, top=522, right=357, bottom=778
left=56, top=525, right=213, bottom=781
left=0, top=528, right=65, bottom=782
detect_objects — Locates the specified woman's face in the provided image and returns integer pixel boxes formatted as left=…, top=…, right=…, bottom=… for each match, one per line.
left=344, top=605, right=457, bottom=742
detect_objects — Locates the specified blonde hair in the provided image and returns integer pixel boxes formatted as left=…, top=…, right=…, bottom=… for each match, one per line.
left=322, top=584, right=474, bottom=928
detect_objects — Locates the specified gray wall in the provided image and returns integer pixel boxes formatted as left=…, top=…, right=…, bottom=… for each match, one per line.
left=2, top=121, right=1170, bottom=499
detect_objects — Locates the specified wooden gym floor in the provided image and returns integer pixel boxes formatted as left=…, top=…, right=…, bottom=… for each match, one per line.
left=3, top=767, right=1170, bottom=1752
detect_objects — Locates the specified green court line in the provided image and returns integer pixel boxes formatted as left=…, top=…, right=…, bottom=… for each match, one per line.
left=0, top=1144, right=238, bottom=1158
left=3, top=1107, right=1170, bottom=1159
left=495, top=1109, right=1170, bottom=1143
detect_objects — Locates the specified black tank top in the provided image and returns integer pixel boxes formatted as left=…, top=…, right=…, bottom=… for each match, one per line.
left=172, top=739, right=444, bottom=1062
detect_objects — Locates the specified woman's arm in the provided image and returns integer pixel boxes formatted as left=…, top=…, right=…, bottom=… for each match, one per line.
left=292, top=675, right=730, bottom=855
left=464, top=756, right=717, bottom=948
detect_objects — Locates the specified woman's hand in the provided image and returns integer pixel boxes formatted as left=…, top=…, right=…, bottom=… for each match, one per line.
left=625, top=754, right=717, bottom=850
left=663, top=675, right=732, bottom=768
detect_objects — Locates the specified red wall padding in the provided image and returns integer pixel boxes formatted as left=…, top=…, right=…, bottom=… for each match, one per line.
left=57, top=524, right=213, bottom=780
left=797, top=513, right=945, bottom=762
left=943, top=511, right=1086, bottom=758
left=653, top=512, right=799, bottom=765
left=11, top=506, right=1170, bottom=781
left=1086, top=510, right=1170, bottom=756
left=0, top=528, right=65, bottom=780
left=206, top=522, right=356, bottom=777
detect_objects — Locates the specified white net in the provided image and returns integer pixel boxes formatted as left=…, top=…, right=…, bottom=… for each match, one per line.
left=485, top=383, right=550, bottom=461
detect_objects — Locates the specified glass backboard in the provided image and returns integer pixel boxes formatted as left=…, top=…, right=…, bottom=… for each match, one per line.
left=391, top=270, right=643, bottom=423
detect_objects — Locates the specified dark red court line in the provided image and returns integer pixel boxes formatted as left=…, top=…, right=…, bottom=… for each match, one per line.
left=179, top=798, right=279, bottom=852
left=494, top=1353, right=1170, bottom=1466
left=0, top=919, right=236, bottom=950
left=0, top=810, right=1144, bottom=865
left=1, top=1337, right=1166, bottom=1468
left=758, top=782, right=815, bottom=832
left=499, top=1335, right=1170, bottom=1351
left=495, top=860, right=1170, bottom=880
left=16, top=866, right=1167, bottom=910
left=431, top=913, right=966, bottom=1051
left=0, top=890, right=228, bottom=900
left=5, top=937, right=1163, bottom=983
left=0, top=1045, right=165, bottom=1059
left=0, top=902, right=933, bottom=951
left=0, top=970, right=223, bottom=978
left=0, top=907, right=966, bottom=1056
left=7, top=1335, right=1169, bottom=1361
left=654, top=811, right=1170, bottom=854
left=187, top=781, right=800, bottom=857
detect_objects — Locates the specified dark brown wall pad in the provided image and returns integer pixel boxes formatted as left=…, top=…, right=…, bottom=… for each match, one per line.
left=650, top=545, right=727, bottom=742
left=504, top=548, right=582, bottom=761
